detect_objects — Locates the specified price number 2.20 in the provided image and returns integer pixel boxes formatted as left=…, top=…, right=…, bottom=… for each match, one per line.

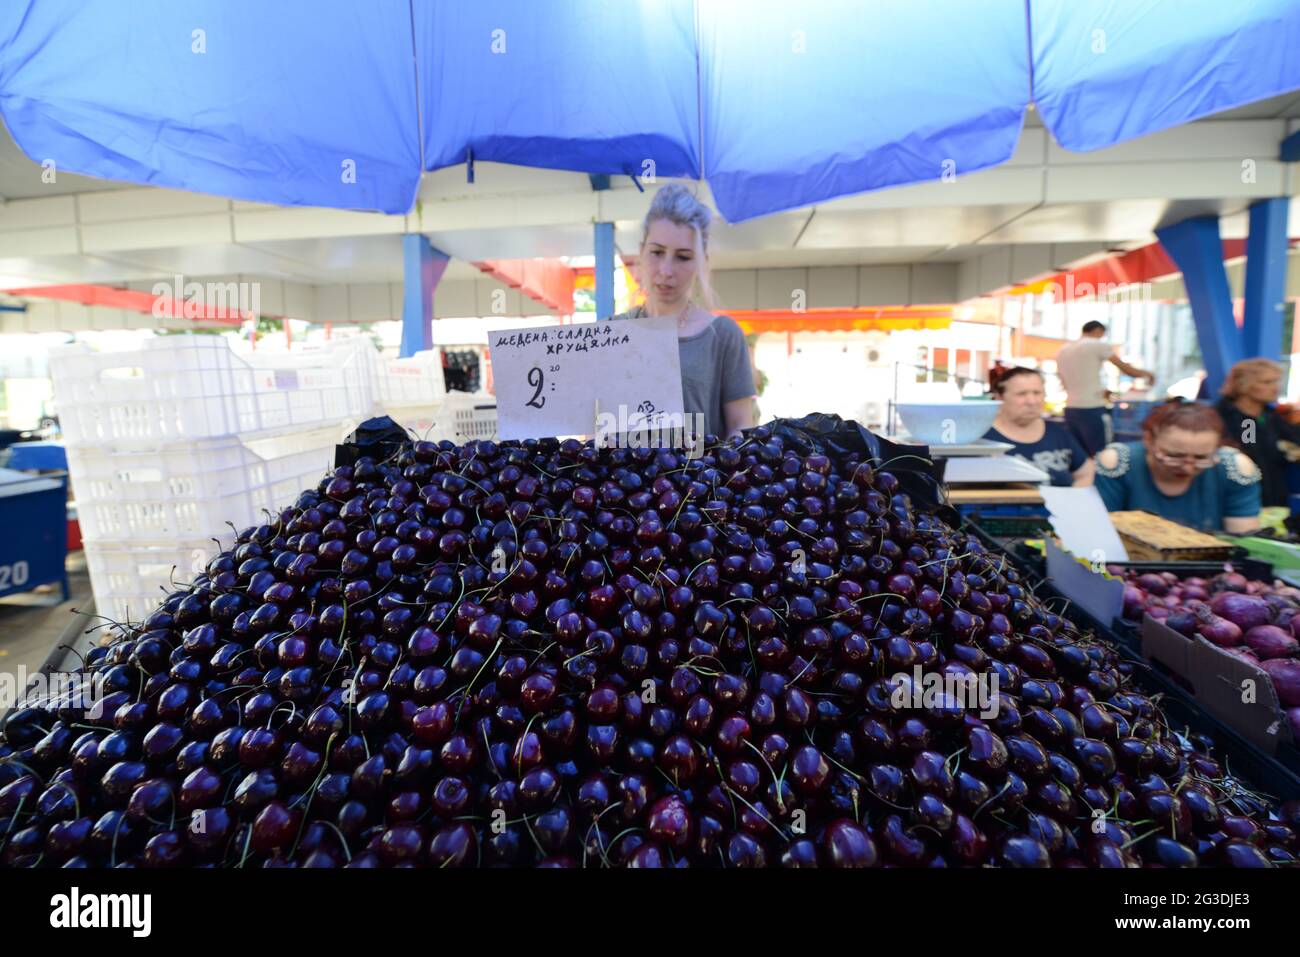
left=526, top=365, right=559, bottom=409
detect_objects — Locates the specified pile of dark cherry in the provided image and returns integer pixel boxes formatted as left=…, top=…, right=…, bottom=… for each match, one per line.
left=3, top=428, right=1297, bottom=867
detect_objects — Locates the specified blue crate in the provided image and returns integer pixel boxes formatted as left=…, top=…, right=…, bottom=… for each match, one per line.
left=1109, top=399, right=1163, bottom=437
left=2, top=441, right=67, bottom=471
left=0, top=468, right=69, bottom=601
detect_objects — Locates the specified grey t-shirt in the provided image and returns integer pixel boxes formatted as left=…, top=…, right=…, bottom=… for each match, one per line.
left=611, top=306, right=756, bottom=438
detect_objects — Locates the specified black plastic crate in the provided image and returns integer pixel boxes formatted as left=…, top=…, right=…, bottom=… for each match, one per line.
left=967, top=513, right=1053, bottom=539
left=962, top=519, right=1300, bottom=797
left=963, top=518, right=1047, bottom=578
left=1032, top=570, right=1300, bottom=797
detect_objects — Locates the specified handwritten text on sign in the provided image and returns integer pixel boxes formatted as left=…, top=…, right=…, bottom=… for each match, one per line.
left=489, top=318, right=687, bottom=441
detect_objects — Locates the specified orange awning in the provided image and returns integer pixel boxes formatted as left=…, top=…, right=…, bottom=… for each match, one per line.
left=3, top=283, right=246, bottom=325
left=998, top=238, right=1300, bottom=299
left=475, top=259, right=575, bottom=314
left=728, top=306, right=953, bottom=335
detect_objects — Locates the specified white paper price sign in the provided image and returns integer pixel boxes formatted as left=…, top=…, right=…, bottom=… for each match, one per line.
left=489, top=318, right=688, bottom=442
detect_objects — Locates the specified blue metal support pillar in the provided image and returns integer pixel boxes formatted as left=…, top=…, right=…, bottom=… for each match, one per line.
left=594, top=221, right=615, bottom=320
left=1242, top=197, right=1291, bottom=360
left=1281, top=129, right=1300, bottom=162
left=400, top=235, right=450, bottom=358
left=1155, top=216, right=1239, bottom=394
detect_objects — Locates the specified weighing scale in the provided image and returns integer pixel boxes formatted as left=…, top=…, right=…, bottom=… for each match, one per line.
left=887, top=435, right=1051, bottom=505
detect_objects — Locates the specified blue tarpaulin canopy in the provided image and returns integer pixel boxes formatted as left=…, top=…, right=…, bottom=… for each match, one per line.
left=2, top=0, right=1298, bottom=223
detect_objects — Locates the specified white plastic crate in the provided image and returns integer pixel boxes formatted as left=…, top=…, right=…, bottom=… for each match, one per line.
left=50, top=336, right=374, bottom=446
left=85, top=534, right=233, bottom=626
left=384, top=394, right=498, bottom=444
left=69, top=423, right=347, bottom=543
left=373, top=349, right=446, bottom=410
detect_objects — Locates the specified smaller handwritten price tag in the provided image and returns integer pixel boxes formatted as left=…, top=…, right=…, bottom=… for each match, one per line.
left=489, top=318, right=686, bottom=441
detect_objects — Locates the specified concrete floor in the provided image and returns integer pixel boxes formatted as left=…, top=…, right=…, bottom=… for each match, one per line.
left=0, top=550, right=96, bottom=694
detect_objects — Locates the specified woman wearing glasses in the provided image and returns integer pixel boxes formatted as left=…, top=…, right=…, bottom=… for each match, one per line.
left=1095, top=402, right=1262, bottom=533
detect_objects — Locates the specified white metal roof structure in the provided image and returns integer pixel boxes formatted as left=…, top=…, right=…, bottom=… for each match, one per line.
left=1, top=95, right=1298, bottom=333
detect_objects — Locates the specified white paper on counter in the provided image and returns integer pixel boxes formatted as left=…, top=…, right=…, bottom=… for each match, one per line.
left=1038, top=485, right=1129, bottom=564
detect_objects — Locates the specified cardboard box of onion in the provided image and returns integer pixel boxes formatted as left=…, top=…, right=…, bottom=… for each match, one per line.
left=1045, top=543, right=1300, bottom=760
left=1140, top=614, right=1295, bottom=756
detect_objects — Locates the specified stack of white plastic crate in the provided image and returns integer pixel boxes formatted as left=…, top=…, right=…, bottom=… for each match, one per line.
left=49, top=336, right=373, bottom=624
left=371, top=349, right=498, bottom=444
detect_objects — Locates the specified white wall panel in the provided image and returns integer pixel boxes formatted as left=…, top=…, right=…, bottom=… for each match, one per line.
left=807, top=266, right=858, bottom=308
left=347, top=283, right=395, bottom=322
left=431, top=279, right=478, bottom=318
left=81, top=215, right=233, bottom=251
left=0, top=227, right=80, bottom=257
left=756, top=268, right=807, bottom=309
left=77, top=188, right=230, bottom=223
left=910, top=264, right=958, bottom=304
left=0, top=196, right=78, bottom=229
left=858, top=266, right=909, bottom=306
left=712, top=269, right=757, bottom=311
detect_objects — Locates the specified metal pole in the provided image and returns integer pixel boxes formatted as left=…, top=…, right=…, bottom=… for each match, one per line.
left=400, top=235, right=450, bottom=358
left=594, top=222, right=615, bottom=320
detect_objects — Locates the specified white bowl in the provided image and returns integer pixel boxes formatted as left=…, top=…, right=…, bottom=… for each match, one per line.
left=896, top=401, right=1002, bottom=445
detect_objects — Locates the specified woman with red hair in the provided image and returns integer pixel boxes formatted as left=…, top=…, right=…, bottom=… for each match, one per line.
left=1095, top=401, right=1261, bottom=533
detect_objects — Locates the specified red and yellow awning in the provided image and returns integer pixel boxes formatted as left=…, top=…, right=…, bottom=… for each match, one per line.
left=729, top=306, right=953, bottom=335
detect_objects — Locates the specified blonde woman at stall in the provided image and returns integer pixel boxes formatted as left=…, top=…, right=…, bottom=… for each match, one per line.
left=612, top=185, right=756, bottom=441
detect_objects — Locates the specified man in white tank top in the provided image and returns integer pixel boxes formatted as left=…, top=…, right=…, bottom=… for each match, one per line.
left=1056, top=321, right=1154, bottom=456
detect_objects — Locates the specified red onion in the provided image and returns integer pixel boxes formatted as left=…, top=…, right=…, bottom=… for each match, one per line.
left=1136, top=573, right=1168, bottom=596
left=1196, top=613, right=1242, bottom=647
left=1164, top=611, right=1198, bottom=637
left=1122, top=586, right=1146, bottom=620
left=1288, top=707, right=1300, bottom=742
left=1147, top=606, right=1172, bottom=620
left=1208, top=592, right=1272, bottom=632
left=1180, top=585, right=1209, bottom=602
left=1216, top=572, right=1249, bottom=593
left=1244, top=625, right=1299, bottom=661
left=1259, top=659, right=1300, bottom=708
left=1264, top=593, right=1296, bottom=619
